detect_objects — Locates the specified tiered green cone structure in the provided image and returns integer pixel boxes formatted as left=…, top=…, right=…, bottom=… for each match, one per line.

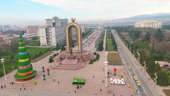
left=14, top=35, right=37, bottom=81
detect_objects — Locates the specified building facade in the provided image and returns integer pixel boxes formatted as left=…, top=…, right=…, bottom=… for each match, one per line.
left=134, top=20, right=162, bottom=29
left=26, top=26, right=39, bottom=34
left=39, top=17, right=68, bottom=46
left=24, top=25, right=39, bottom=39
left=0, top=32, right=3, bottom=40
left=39, top=27, right=47, bottom=46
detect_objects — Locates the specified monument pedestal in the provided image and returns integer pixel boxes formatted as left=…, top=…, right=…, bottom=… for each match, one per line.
left=52, top=51, right=94, bottom=70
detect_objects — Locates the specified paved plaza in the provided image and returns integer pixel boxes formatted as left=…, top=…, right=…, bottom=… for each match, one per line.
left=0, top=28, right=136, bottom=96
left=0, top=52, right=136, bottom=96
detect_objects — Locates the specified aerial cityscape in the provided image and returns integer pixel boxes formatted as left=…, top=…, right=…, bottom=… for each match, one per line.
left=0, top=0, right=170, bottom=96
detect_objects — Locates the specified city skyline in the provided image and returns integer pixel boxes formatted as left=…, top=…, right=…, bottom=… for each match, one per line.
left=1, top=1, right=170, bottom=96
left=1, top=0, right=170, bottom=25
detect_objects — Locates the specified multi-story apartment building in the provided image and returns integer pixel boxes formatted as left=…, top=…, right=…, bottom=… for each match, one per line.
left=39, top=17, right=68, bottom=46
left=134, top=20, right=162, bottom=29
left=39, top=27, right=47, bottom=46
left=24, top=25, right=39, bottom=38
left=26, top=25, right=39, bottom=34
left=0, top=32, right=3, bottom=40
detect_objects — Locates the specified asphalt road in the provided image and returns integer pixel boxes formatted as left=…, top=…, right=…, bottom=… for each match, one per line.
left=112, top=30, right=156, bottom=96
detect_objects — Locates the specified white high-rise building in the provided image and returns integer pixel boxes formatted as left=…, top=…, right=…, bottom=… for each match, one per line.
left=39, top=17, right=68, bottom=46
left=39, top=27, right=47, bottom=46
left=134, top=20, right=162, bottom=29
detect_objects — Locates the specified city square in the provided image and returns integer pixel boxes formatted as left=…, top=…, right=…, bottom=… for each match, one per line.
left=0, top=20, right=137, bottom=96
left=1, top=1, right=169, bottom=95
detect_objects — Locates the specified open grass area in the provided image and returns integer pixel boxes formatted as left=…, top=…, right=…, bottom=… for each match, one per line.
left=163, top=89, right=170, bottom=96
left=25, top=40, right=40, bottom=46
left=107, top=52, right=122, bottom=65
left=106, top=39, right=114, bottom=51
left=106, top=31, right=117, bottom=51
left=27, top=47, right=51, bottom=60
left=132, top=41, right=151, bottom=51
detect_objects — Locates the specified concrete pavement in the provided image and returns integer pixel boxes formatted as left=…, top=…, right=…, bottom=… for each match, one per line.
left=0, top=27, right=106, bottom=96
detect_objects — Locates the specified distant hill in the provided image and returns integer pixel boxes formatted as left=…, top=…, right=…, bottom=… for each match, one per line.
left=104, top=13, right=170, bottom=26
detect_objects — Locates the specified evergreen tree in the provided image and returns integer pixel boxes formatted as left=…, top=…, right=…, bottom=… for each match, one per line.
left=49, top=56, right=54, bottom=63
left=154, top=29, right=164, bottom=42
left=139, top=50, right=145, bottom=66
left=144, top=32, right=151, bottom=41
left=157, top=70, right=169, bottom=86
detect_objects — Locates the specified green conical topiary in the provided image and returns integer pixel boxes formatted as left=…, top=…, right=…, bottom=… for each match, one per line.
left=14, top=35, right=37, bottom=81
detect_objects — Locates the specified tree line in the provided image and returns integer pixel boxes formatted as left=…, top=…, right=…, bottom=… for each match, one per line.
left=114, top=27, right=170, bottom=86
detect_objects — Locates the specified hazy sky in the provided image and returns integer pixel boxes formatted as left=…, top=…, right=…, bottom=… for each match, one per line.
left=1, top=0, right=170, bottom=25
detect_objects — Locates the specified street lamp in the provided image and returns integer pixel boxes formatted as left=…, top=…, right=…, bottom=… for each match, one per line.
left=0, top=58, right=7, bottom=80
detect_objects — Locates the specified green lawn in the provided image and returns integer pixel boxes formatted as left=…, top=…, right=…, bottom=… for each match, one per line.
left=106, top=31, right=117, bottom=51
left=27, top=47, right=51, bottom=60
left=106, top=39, right=115, bottom=51
left=132, top=41, right=151, bottom=51
left=25, top=40, right=40, bottom=46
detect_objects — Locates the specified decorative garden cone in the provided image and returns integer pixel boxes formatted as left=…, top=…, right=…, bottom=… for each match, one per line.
left=107, top=72, right=110, bottom=78
left=33, top=80, right=37, bottom=85
left=46, top=68, right=50, bottom=76
left=43, top=74, right=46, bottom=80
left=47, top=72, right=50, bottom=76
left=107, top=75, right=110, bottom=78
left=114, top=72, right=116, bottom=76
left=113, top=68, right=117, bottom=76
left=121, top=72, right=124, bottom=78
left=14, top=35, right=37, bottom=81
left=113, top=68, right=117, bottom=73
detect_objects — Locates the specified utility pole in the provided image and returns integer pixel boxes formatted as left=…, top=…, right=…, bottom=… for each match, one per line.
left=0, top=58, right=7, bottom=80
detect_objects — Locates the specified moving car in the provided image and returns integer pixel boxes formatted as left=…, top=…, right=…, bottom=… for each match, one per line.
left=136, top=80, right=141, bottom=86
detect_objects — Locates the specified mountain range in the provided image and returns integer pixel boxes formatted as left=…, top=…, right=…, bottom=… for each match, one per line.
left=104, top=13, right=170, bottom=26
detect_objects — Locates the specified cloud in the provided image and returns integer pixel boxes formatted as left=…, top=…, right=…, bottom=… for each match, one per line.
left=29, top=0, right=170, bottom=20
